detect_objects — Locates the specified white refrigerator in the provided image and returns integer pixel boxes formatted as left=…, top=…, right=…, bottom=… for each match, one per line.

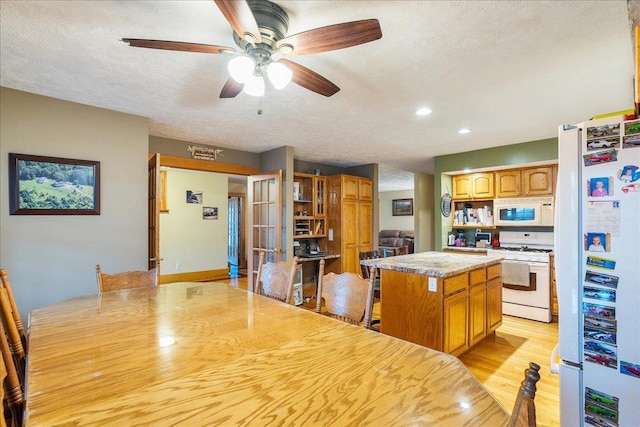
left=555, top=117, right=640, bottom=426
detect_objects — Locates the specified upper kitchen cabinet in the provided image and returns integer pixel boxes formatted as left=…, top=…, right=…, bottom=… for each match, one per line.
left=495, top=166, right=555, bottom=198
left=523, top=166, right=554, bottom=196
left=494, top=170, right=521, bottom=198
left=340, top=174, right=372, bottom=201
left=452, top=173, right=494, bottom=200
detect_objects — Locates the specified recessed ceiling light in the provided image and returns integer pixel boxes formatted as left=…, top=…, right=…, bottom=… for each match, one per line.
left=458, top=128, right=471, bottom=134
left=415, top=107, right=432, bottom=116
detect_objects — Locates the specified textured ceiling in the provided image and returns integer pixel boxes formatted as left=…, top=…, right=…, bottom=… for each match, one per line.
left=1, top=1, right=636, bottom=191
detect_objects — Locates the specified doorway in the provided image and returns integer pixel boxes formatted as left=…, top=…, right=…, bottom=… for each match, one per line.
left=152, top=154, right=259, bottom=283
left=228, top=193, right=246, bottom=277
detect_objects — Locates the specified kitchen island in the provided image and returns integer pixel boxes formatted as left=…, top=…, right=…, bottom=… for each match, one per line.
left=361, top=251, right=504, bottom=356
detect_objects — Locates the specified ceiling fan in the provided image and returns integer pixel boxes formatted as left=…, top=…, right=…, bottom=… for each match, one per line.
left=122, top=0, right=382, bottom=98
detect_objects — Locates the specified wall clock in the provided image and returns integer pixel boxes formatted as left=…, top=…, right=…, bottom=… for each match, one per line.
left=440, top=193, right=452, bottom=217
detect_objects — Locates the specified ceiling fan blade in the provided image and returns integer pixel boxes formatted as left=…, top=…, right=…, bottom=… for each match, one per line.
left=276, top=19, right=382, bottom=56
left=213, top=0, right=262, bottom=44
left=280, top=59, right=339, bottom=97
left=122, top=38, right=237, bottom=54
left=220, top=77, right=243, bottom=98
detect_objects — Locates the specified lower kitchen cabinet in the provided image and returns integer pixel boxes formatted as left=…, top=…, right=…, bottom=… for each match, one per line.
left=487, top=277, right=503, bottom=333
left=469, top=283, right=487, bottom=347
left=381, top=261, right=502, bottom=357
left=444, top=290, right=469, bottom=355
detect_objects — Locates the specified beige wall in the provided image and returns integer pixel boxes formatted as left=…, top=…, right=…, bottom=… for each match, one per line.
left=415, top=173, right=435, bottom=252
left=378, top=190, right=415, bottom=231
left=160, top=169, right=229, bottom=275
left=0, top=87, right=149, bottom=319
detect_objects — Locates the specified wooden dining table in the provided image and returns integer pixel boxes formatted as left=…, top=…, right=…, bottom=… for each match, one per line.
left=26, top=282, right=510, bottom=426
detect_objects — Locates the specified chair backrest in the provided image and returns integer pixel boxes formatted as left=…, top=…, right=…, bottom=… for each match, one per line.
left=254, top=251, right=298, bottom=304
left=0, top=270, right=25, bottom=350
left=0, top=324, right=23, bottom=427
left=382, top=247, right=398, bottom=257
left=507, top=362, right=541, bottom=427
left=316, top=260, right=376, bottom=327
left=396, top=245, right=409, bottom=256
left=95, top=264, right=158, bottom=293
left=359, top=250, right=379, bottom=279
left=0, top=289, right=25, bottom=387
left=0, top=344, right=6, bottom=427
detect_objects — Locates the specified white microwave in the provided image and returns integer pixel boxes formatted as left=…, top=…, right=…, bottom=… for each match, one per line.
left=493, top=196, right=554, bottom=227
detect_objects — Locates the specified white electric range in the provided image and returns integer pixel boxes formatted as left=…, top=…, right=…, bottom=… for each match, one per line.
left=486, top=231, right=554, bottom=323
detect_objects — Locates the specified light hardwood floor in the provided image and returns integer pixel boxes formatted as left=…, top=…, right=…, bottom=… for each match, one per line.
left=222, top=275, right=560, bottom=426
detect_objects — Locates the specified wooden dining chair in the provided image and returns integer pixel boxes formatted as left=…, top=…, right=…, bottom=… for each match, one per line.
left=507, top=362, right=541, bottom=427
left=0, top=336, right=6, bottom=427
left=95, top=264, right=158, bottom=293
left=0, top=324, right=23, bottom=427
left=396, top=245, right=409, bottom=256
left=254, top=252, right=298, bottom=304
left=359, top=250, right=381, bottom=331
left=316, top=259, right=376, bottom=328
left=0, top=289, right=25, bottom=387
left=358, top=250, right=379, bottom=279
left=382, top=247, right=398, bottom=257
left=0, top=270, right=26, bottom=352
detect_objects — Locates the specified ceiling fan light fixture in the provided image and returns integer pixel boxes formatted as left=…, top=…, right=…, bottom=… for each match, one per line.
left=278, top=44, right=293, bottom=55
left=266, top=61, right=292, bottom=90
left=243, top=74, right=265, bottom=97
left=228, top=56, right=255, bottom=83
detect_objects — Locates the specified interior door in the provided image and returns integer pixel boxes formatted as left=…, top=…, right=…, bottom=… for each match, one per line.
left=148, top=154, right=160, bottom=272
left=248, top=171, right=282, bottom=292
left=228, top=195, right=240, bottom=267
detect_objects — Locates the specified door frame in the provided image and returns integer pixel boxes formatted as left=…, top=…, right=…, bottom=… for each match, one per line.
left=228, top=192, right=246, bottom=270
left=149, top=154, right=260, bottom=283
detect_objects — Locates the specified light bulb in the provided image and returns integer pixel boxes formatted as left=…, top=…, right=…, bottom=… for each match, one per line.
left=228, top=56, right=254, bottom=83
left=243, top=74, right=265, bottom=97
left=267, top=61, right=292, bottom=90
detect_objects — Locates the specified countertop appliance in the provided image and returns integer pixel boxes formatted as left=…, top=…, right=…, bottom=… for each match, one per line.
left=493, top=196, right=555, bottom=227
left=474, top=231, right=492, bottom=247
left=553, top=119, right=640, bottom=426
left=486, top=231, right=554, bottom=323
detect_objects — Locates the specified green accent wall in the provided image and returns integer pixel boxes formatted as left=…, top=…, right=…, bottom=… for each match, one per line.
left=433, top=137, right=558, bottom=249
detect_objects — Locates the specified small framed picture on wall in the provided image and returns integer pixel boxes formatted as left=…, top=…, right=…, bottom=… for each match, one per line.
left=392, top=198, right=413, bottom=216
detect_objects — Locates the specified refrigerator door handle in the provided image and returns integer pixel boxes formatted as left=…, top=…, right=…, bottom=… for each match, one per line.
left=550, top=342, right=560, bottom=375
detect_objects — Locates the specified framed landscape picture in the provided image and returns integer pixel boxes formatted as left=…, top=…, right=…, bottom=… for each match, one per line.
left=9, top=153, right=100, bottom=215
left=392, top=198, right=413, bottom=216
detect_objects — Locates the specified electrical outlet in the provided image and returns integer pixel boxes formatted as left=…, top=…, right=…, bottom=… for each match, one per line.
left=428, top=277, right=437, bottom=292
left=175, top=262, right=181, bottom=270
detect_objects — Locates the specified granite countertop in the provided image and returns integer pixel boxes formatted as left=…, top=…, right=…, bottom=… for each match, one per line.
left=443, top=246, right=489, bottom=254
left=360, top=251, right=503, bottom=278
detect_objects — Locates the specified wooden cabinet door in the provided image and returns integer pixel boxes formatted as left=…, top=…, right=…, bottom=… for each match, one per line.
left=342, top=201, right=359, bottom=273
left=472, top=173, right=494, bottom=198
left=444, top=290, right=469, bottom=356
left=523, top=167, right=554, bottom=196
left=495, top=170, right=521, bottom=198
left=452, top=175, right=473, bottom=199
left=486, top=277, right=503, bottom=333
left=358, top=201, right=373, bottom=250
left=358, top=178, right=373, bottom=201
left=343, top=245, right=361, bottom=275
left=313, top=176, right=326, bottom=217
left=469, top=284, right=487, bottom=347
left=342, top=175, right=359, bottom=200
